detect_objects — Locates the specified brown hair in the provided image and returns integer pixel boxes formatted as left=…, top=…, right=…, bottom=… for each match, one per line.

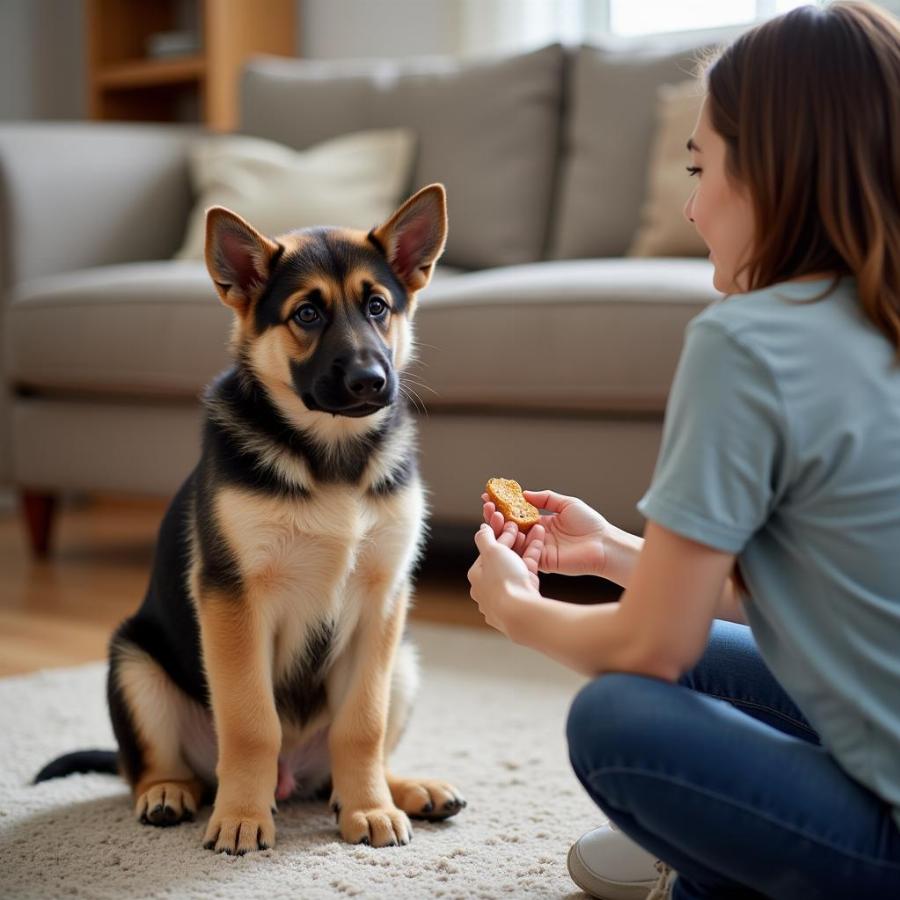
left=703, top=1, right=900, bottom=352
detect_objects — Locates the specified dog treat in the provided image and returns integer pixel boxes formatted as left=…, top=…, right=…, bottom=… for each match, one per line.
left=485, top=477, right=541, bottom=530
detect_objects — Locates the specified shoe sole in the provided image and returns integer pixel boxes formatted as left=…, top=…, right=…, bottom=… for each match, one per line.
left=566, top=841, right=656, bottom=900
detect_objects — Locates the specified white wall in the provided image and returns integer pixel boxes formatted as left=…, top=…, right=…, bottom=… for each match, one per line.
left=0, top=0, right=86, bottom=121
left=299, top=0, right=460, bottom=59
left=0, top=1, right=32, bottom=119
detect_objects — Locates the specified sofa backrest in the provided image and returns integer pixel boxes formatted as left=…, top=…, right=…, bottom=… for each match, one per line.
left=239, top=45, right=564, bottom=271
left=550, top=42, right=710, bottom=260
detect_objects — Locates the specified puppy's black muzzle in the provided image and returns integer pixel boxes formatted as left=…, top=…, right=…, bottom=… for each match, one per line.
left=293, top=348, right=396, bottom=418
left=345, top=363, right=388, bottom=402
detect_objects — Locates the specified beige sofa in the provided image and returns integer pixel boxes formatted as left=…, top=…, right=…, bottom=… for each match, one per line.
left=0, top=42, right=718, bottom=555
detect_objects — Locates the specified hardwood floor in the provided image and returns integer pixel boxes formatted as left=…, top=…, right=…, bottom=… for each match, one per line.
left=0, top=496, right=614, bottom=678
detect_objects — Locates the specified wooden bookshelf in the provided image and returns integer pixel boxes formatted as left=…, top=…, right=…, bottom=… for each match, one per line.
left=86, top=0, right=296, bottom=132
left=96, top=55, right=207, bottom=89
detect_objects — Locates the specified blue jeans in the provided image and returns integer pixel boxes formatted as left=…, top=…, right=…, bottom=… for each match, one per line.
left=566, top=620, right=900, bottom=899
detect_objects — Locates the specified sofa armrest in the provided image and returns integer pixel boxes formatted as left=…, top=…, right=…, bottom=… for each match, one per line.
left=0, top=121, right=200, bottom=488
left=0, top=122, right=201, bottom=291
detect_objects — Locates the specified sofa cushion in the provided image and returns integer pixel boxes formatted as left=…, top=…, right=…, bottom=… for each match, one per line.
left=5, top=261, right=463, bottom=397
left=411, top=258, right=718, bottom=414
left=6, top=262, right=231, bottom=396
left=551, top=42, right=709, bottom=260
left=7, top=259, right=716, bottom=413
left=239, top=45, right=564, bottom=271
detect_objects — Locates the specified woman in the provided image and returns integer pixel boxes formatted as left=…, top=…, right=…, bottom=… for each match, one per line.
left=467, top=3, right=900, bottom=898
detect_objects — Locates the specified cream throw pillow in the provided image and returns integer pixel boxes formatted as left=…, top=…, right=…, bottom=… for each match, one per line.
left=628, top=79, right=709, bottom=258
left=175, top=128, right=417, bottom=260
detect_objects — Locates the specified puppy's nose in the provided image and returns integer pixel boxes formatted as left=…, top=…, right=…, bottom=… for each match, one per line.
left=345, top=365, right=387, bottom=400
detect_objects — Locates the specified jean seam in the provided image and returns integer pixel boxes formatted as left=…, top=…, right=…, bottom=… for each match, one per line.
left=703, top=692, right=820, bottom=738
left=585, top=766, right=900, bottom=873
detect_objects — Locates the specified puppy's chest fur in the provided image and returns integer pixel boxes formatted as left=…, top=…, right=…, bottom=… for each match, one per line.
left=214, top=477, right=424, bottom=699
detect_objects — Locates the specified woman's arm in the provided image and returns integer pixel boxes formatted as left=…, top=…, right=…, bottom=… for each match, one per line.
left=715, top=571, right=750, bottom=625
left=601, top=525, right=748, bottom=625
left=511, top=521, right=738, bottom=680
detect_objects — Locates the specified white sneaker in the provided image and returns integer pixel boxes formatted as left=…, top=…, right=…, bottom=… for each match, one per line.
left=567, top=821, right=664, bottom=900
left=646, top=862, right=676, bottom=900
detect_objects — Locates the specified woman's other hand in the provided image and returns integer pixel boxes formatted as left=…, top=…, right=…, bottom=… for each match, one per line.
left=467, top=522, right=544, bottom=639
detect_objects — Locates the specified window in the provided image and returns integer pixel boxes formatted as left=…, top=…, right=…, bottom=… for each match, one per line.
left=455, top=0, right=843, bottom=56
left=607, top=0, right=816, bottom=37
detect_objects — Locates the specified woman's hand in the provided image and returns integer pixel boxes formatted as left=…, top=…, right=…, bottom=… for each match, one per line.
left=467, top=521, right=545, bottom=640
left=481, top=489, right=612, bottom=578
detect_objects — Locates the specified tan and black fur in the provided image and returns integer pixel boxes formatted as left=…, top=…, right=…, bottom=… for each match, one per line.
left=34, top=184, right=465, bottom=853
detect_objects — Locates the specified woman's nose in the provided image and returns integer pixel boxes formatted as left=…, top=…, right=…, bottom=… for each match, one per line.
left=683, top=191, right=696, bottom=225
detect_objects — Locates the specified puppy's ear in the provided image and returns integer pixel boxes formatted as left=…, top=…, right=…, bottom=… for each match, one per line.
left=369, top=184, right=447, bottom=293
left=205, top=207, right=280, bottom=313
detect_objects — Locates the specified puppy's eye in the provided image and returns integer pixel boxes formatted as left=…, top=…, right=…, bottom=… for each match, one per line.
left=293, top=304, right=320, bottom=325
left=368, top=295, right=388, bottom=317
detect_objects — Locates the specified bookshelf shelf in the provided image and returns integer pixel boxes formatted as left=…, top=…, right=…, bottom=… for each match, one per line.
left=86, top=0, right=296, bottom=131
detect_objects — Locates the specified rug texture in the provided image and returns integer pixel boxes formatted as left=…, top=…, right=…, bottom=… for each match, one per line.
left=0, top=622, right=603, bottom=899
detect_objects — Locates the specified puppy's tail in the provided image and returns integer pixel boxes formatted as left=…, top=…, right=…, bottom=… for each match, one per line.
left=33, top=749, right=118, bottom=784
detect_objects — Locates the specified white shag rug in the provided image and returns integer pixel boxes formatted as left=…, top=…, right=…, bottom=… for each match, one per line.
left=0, top=623, right=604, bottom=900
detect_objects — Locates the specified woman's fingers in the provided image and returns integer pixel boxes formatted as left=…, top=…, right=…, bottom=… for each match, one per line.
left=497, top=521, right=518, bottom=548
left=523, top=529, right=543, bottom=589
left=522, top=489, right=569, bottom=514
left=483, top=498, right=541, bottom=553
left=523, top=522, right=545, bottom=550
left=523, top=526, right=544, bottom=567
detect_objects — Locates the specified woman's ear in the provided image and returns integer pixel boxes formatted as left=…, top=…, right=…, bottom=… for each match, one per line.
left=205, top=207, right=280, bottom=313
left=369, top=184, right=448, bottom=293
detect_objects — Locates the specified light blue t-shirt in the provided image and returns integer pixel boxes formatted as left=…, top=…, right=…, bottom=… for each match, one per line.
left=638, top=276, right=900, bottom=828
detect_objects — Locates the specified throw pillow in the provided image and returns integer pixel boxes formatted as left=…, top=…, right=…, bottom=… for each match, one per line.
left=175, top=128, right=416, bottom=259
left=628, top=79, right=709, bottom=258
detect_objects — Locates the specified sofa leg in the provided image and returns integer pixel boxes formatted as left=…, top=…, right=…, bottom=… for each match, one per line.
left=20, top=490, right=58, bottom=559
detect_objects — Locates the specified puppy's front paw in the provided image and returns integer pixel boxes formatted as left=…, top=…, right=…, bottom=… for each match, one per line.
left=135, top=780, right=200, bottom=827
left=389, top=776, right=467, bottom=820
left=203, top=804, right=275, bottom=854
left=334, top=798, right=411, bottom=847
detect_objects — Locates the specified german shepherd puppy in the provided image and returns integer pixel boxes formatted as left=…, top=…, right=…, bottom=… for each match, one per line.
left=34, top=184, right=466, bottom=853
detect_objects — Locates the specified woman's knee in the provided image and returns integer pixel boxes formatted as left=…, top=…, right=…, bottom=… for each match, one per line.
left=566, top=673, right=670, bottom=781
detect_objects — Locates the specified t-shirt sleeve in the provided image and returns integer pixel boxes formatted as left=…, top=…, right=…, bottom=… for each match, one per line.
left=637, top=317, right=789, bottom=553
